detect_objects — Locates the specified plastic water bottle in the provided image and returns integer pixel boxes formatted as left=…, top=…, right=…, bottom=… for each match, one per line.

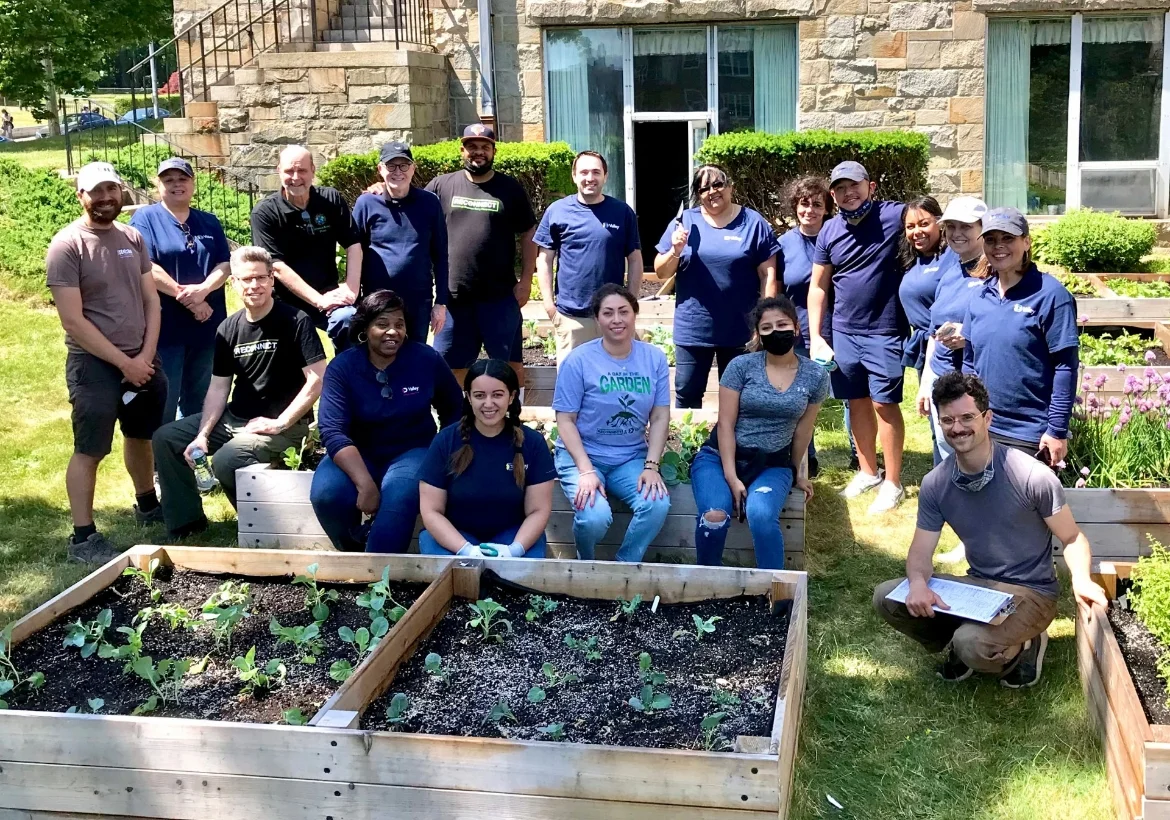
left=191, top=447, right=216, bottom=492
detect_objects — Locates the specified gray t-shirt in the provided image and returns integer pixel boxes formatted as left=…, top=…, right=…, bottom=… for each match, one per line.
left=918, top=443, right=1064, bottom=597
left=720, top=352, right=830, bottom=452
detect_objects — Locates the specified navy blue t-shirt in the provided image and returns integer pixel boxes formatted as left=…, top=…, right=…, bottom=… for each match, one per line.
left=534, top=195, right=640, bottom=318
left=418, top=423, right=557, bottom=542
left=129, top=204, right=230, bottom=348
left=778, top=226, right=831, bottom=348
left=655, top=206, right=780, bottom=347
left=928, top=259, right=984, bottom=376
left=962, top=265, right=1079, bottom=443
left=352, top=188, right=450, bottom=306
left=899, top=246, right=958, bottom=332
left=813, top=200, right=907, bottom=336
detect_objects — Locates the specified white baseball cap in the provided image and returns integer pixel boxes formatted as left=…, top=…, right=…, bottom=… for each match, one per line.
left=940, top=196, right=988, bottom=225
left=76, top=161, right=123, bottom=193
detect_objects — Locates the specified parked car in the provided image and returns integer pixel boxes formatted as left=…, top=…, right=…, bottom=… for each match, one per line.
left=117, top=107, right=171, bottom=124
left=36, top=112, right=115, bottom=138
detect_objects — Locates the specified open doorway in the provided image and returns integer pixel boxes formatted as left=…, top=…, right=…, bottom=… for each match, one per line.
left=633, top=121, right=689, bottom=268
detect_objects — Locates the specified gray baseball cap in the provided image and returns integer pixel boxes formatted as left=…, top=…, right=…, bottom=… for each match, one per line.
left=980, top=207, right=1030, bottom=237
left=829, top=161, right=869, bottom=186
left=157, top=157, right=194, bottom=178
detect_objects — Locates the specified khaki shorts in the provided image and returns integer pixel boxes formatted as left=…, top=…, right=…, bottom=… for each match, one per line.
left=553, top=313, right=601, bottom=364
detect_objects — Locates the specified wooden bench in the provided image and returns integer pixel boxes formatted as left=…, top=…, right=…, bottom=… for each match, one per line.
left=235, top=465, right=806, bottom=569
left=523, top=365, right=720, bottom=409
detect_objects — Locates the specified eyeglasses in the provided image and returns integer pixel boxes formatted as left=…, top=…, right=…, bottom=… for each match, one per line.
left=698, top=180, right=727, bottom=195
left=385, top=163, right=412, bottom=174
left=939, top=411, right=986, bottom=429
left=179, top=222, right=195, bottom=253
left=375, top=368, right=393, bottom=399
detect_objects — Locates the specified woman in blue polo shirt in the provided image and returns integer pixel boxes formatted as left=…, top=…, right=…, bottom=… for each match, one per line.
left=417, top=359, right=556, bottom=557
left=653, top=165, right=780, bottom=408
left=962, top=208, right=1079, bottom=465
left=310, top=290, right=463, bottom=552
left=130, top=158, right=231, bottom=421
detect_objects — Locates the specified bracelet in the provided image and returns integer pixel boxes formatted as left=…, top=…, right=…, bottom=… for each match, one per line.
left=579, top=469, right=596, bottom=477
left=644, top=461, right=660, bottom=472
left=671, top=251, right=683, bottom=259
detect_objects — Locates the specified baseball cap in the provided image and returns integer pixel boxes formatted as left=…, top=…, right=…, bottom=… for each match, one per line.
left=157, top=157, right=194, bottom=178
left=940, top=196, right=988, bottom=225
left=379, top=141, right=413, bottom=164
left=76, top=161, right=123, bottom=192
left=461, top=123, right=496, bottom=144
left=829, top=161, right=869, bottom=187
left=980, top=207, right=1030, bottom=237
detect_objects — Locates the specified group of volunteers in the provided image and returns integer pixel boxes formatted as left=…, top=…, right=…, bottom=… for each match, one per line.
left=47, top=124, right=1108, bottom=689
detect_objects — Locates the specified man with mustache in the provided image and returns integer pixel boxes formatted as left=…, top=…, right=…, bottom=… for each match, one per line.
left=46, top=162, right=168, bottom=563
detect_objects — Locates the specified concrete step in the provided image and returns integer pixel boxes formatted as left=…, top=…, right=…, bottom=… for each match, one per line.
left=340, top=4, right=406, bottom=16
left=260, top=47, right=413, bottom=67
left=322, top=28, right=410, bottom=42
left=185, top=101, right=219, bottom=118
left=312, top=41, right=432, bottom=52
left=332, top=16, right=413, bottom=29
left=208, top=84, right=239, bottom=103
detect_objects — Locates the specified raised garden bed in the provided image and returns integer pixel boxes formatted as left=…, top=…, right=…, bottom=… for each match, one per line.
left=1065, top=490, right=1170, bottom=565
left=0, top=546, right=809, bottom=819
left=1060, top=272, right=1170, bottom=324
left=524, top=364, right=718, bottom=409
left=521, top=297, right=676, bottom=333
left=1078, top=321, right=1170, bottom=404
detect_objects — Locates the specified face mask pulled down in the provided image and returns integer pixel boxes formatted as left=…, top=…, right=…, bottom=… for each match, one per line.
left=760, top=329, right=796, bottom=356
left=838, top=197, right=874, bottom=224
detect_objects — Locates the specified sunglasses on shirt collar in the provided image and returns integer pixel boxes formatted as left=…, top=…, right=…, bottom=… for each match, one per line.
left=375, top=368, right=393, bottom=399
left=178, top=221, right=195, bottom=253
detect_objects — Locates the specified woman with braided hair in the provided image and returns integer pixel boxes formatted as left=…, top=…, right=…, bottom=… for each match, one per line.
left=418, top=359, right=556, bottom=557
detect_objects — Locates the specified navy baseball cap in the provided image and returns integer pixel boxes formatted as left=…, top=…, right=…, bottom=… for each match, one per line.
left=829, top=161, right=869, bottom=186
left=461, top=123, right=496, bottom=144
left=157, top=157, right=194, bottom=178
left=379, top=141, right=413, bottom=164
left=981, top=207, right=1030, bottom=237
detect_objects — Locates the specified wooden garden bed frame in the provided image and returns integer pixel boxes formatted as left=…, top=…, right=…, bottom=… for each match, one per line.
left=1066, top=488, right=1170, bottom=565
left=524, top=364, right=719, bottom=409
left=0, top=545, right=808, bottom=820
left=522, top=298, right=676, bottom=334
left=1066, top=273, right=1170, bottom=325
left=235, top=466, right=807, bottom=569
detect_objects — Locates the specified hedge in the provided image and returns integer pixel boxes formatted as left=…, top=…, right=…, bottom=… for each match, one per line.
left=0, top=159, right=82, bottom=298
left=113, top=95, right=183, bottom=117
left=694, top=130, right=931, bottom=230
left=1032, top=209, right=1157, bottom=273
left=318, top=140, right=576, bottom=211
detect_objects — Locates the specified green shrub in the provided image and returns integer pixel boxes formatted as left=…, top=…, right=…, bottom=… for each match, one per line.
left=113, top=95, right=183, bottom=117
left=0, top=159, right=82, bottom=297
left=318, top=140, right=576, bottom=212
left=1033, top=209, right=1157, bottom=273
left=1130, top=539, right=1170, bottom=644
left=693, top=130, right=930, bottom=231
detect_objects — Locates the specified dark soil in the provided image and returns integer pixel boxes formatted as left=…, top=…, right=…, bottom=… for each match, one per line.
left=5, top=567, right=426, bottom=724
left=362, top=578, right=789, bottom=751
left=1108, top=594, right=1170, bottom=726
left=522, top=345, right=556, bottom=367
left=638, top=279, right=670, bottom=299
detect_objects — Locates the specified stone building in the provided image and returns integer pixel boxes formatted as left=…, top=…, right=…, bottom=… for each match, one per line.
left=167, top=0, right=1170, bottom=241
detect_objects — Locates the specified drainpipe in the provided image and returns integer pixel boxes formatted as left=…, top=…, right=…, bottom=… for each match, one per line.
left=477, top=0, right=496, bottom=129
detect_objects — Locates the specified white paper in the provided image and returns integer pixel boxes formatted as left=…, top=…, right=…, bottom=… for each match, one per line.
left=885, top=577, right=1014, bottom=624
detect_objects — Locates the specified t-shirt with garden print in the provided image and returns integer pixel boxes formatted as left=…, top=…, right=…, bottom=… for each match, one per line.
left=552, top=338, right=670, bottom=467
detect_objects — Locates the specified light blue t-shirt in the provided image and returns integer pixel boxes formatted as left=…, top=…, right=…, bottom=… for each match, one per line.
left=552, top=339, right=670, bottom=466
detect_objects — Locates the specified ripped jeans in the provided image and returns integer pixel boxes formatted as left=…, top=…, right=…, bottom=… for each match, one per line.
left=690, top=445, right=793, bottom=569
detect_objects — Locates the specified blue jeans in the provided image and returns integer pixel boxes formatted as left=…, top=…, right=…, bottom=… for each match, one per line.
left=309, top=449, right=428, bottom=553
left=326, top=306, right=357, bottom=354
left=690, top=445, right=793, bottom=569
left=553, top=448, right=671, bottom=562
left=418, top=525, right=547, bottom=558
left=158, top=342, right=215, bottom=421
left=674, top=344, right=743, bottom=409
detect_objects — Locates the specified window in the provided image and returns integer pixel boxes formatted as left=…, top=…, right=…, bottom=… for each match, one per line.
left=717, top=25, right=798, bottom=134
left=633, top=29, right=708, bottom=112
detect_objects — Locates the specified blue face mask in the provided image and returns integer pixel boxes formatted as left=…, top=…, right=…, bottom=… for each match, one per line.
left=838, top=197, right=874, bottom=223
left=950, top=449, right=995, bottom=493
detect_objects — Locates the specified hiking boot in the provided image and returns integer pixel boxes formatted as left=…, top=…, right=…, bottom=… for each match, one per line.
left=840, top=470, right=884, bottom=499
left=67, top=532, right=123, bottom=565
left=134, top=504, right=164, bottom=526
left=937, top=646, right=974, bottom=683
left=1000, top=631, right=1049, bottom=689
left=867, top=481, right=906, bottom=514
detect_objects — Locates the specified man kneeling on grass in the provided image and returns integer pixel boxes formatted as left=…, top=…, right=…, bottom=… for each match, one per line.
left=872, top=371, right=1107, bottom=688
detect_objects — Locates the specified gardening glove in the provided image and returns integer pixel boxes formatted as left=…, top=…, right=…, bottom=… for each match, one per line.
left=456, top=542, right=484, bottom=557
left=479, top=542, right=526, bottom=558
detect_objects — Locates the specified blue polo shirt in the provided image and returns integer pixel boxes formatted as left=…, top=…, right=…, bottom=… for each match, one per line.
left=928, top=258, right=984, bottom=376
left=899, top=246, right=958, bottom=332
left=534, top=195, right=639, bottom=318
left=813, top=200, right=907, bottom=336
left=778, top=226, right=831, bottom=349
left=962, top=264, right=1079, bottom=443
left=418, top=423, right=557, bottom=542
left=129, top=204, right=230, bottom=348
left=655, top=206, right=780, bottom=347
left=352, top=189, right=450, bottom=306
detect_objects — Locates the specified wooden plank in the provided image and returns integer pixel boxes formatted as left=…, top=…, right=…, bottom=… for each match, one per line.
left=1065, top=488, right=1170, bottom=523
left=1078, top=523, right=1170, bottom=562
left=1145, top=743, right=1170, bottom=805
left=771, top=576, right=807, bottom=817
left=1078, top=299, right=1170, bottom=321
left=521, top=405, right=721, bottom=425
left=451, top=560, right=483, bottom=600
left=544, top=542, right=805, bottom=570
left=9, top=551, right=137, bottom=645
left=0, top=761, right=775, bottom=820
left=1143, top=797, right=1170, bottom=819
left=236, top=465, right=313, bottom=504
left=524, top=366, right=720, bottom=394
left=157, top=547, right=454, bottom=584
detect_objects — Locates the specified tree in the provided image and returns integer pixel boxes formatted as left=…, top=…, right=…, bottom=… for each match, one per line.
left=0, top=0, right=172, bottom=133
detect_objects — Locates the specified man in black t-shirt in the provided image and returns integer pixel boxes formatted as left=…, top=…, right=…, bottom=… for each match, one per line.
left=153, top=246, right=327, bottom=536
left=426, top=124, right=537, bottom=385
left=250, top=145, right=362, bottom=351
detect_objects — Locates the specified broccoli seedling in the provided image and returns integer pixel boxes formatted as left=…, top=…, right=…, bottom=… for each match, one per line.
left=203, top=580, right=251, bottom=609
left=674, top=614, right=723, bottom=641
left=339, top=618, right=388, bottom=660
left=629, top=652, right=671, bottom=713
left=131, top=656, right=192, bottom=713
left=527, top=686, right=546, bottom=703
left=62, top=608, right=113, bottom=658
left=699, top=712, right=729, bottom=751
left=65, top=698, right=105, bottom=715
left=357, top=566, right=408, bottom=624
left=541, top=662, right=578, bottom=689
left=328, top=660, right=354, bottom=682
left=269, top=618, right=325, bottom=664
left=201, top=582, right=251, bottom=651
left=281, top=707, right=309, bottom=725
left=484, top=699, right=517, bottom=726
left=385, top=692, right=411, bottom=725
left=466, top=599, right=512, bottom=643
left=563, top=633, right=601, bottom=661
left=0, top=626, right=43, bottom=709
left=136, top=602, right=199, bottom=632
left=524, top=595, right=559, bottom=622
left=424, top=652, right=449, bottom=683
left=293, top=563, right=340, bottom=622
left=710, top=687, right=741, bottom=709
left=537, top=722, right=566, bottom=740
left=232, top=647, right=287, bottom=697
left=98, top=623, right=148, bottom=673
left=122, top=558, right=162, bottom=602
left=610, top=594, right=643, bottom=622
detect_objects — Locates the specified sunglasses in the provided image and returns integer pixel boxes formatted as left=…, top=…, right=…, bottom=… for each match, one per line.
left=375, top=368, right=394, bottom=399
left=698, top=180, right=727, bottom=195
left=179, top=222, right=195, bottom=253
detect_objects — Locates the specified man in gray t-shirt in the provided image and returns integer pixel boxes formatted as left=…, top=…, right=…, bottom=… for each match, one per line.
left=873, top=372, right=1106, bottom=689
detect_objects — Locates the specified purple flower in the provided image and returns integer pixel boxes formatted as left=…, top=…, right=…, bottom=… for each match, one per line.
left=1148, top=367, right=1158, bottom=379
left=1119, top=363, right=1128, bottom=372
left=1147, top=350, right=1158, bottom=362
left=1095, top=374, right=1109, bottom=388
left=1079, top=315, right=1090, bottom=325
left=1074, top=394, right=1083, bottom=405
left=1080, top=466, right=1091, bottom=477
left=1110, top=397, right=1122, bottom=408
left=1113, top=424, right=1124, bottom=435
left=1075, top=478, right=1087, bottom=488
left=1139, top=400, right=1151, bottom=413
left=1124, top=383, right=1135, bottom=395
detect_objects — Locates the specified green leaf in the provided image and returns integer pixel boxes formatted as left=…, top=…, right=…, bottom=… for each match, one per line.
left=328, top=660, right=353, bottom=682
left=537, top=722, right=565, bottom=739
left=356, top=627, right=371, bottom=646
left=282, top=707, right=309, bottom=726
left=96, top=609, right=112, bottom=628
left=132, top=695, right=159, bottom=716
left=88, top=698, right=104, bottom=712
left=66, top=705, right=79, bottom=714
left=651, top=692, right=672, bottom=710
left=386, top=606, right=407, bottom=623
left=338, top=626, right=355, bottom=643
left=639, top=652, right=652, bottom=672
left=369, top=617, right=389, bottom=639
left=701, top=712, right=727, bottom=731
left=26, top=671, right=44, bottom=690
left=527, top=686, right=546, bottom=703
left=0, top=680, right=14, bottom=697
left=62, top=631, right=85, bottom=649
left=311, top=602, right=331, bottom=622
left=628, top=696, right=645, bottom=711
left=305, top=563, right=319, bottom=577
left=660, top=463, right=680, bottom=485
left=79, top=642, right=97, bottom=659
left=386, top=692, right=410, bottom=723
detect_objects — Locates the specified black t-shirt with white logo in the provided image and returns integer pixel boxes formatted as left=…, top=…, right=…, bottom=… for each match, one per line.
left=425, top=171, right=536, bottom=302
left=213, top=301, right=326, bottom=421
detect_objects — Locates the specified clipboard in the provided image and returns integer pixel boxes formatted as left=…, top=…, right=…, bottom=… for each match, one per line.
left=885, top=577, right=1016, bottom=625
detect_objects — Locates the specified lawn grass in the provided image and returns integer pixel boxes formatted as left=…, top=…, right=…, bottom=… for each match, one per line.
left=0, top=118, right=161, bottom=172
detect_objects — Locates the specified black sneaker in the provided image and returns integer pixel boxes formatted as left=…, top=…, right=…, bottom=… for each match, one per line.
left=808, top=456, right=820, bottom=479
left=67, top=532, right=122, bottom=565
left=134, top=504, right=164, bottom=526
left=848, top=453, right=860, bottom=472
left=936, top=646, right=974, bottom=682
left=1000, top=631, right=1048, bottom=689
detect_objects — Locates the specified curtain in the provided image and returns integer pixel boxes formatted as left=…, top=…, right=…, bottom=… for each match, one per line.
left=985, top=20, right=1031, bottom=210
left=633, top=29, right=706, bottom=56
left=753, top=25, right=797, bottom=133
left=1084, top=15, right=1161, bottom=44
left=546, top=36, right=590, bottom=163
left=1032, top=19, right=1071, bottom=46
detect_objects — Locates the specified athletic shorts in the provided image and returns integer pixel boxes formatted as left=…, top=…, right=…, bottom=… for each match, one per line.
left=432, top=295, right=522, bottom=369
left=829, top=330, right=904, bottom=405
left=65, top=350, right=168, bottom=458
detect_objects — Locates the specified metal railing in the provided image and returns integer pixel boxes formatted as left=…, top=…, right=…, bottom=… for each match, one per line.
left=328, top=0, right=431, bottom=47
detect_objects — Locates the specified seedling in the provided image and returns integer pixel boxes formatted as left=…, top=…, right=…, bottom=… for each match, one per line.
left=232, top=647, right=287, bottom=697
left=537, top=723, right=566, bottom=741
left=385, top=692, right=411, bottom=725
left=710, top=687, right=741, bottom=709
left=611, top=594, right=643, bottom=622
left=293, top=563, right=340, bottom=622
left=466, top=599, right=512, bottom=643
left=202, top=604, right=248, bottom=652
left=638, top=651, right=666, bottom=686
left=65, top=698, right=105, bottom=715
left=357, top=566, right=408, bottom=624
left=699, top=711, right=729, bottom=751
left=542, top=332, right=557, bottom=357
left=281, top=707, right=309, bottom=725
left=674, top=614, right=723, bottom=642
left=98, top=623, right=148, bottom=673
left=0, top=625, right=44, bottom=708
left=122, top=558, right=162, bottom=602
left=136, top=603, right=200, bottom=632
left=269, top=618, right=324, bottom=664
left=63, top=608, right=113, bottom=659
left=541, top=662, right=578, bottom=689
left=527, top=685, right=546, bottom=703
left=131, top=656, right=192, bottom=713
left=484, top=699, right=517, bottom=726
left=328, top=660, right=354, bottom=682
left=525, top=595, right=559, bottom=622
left=564, top=633, right=601, bottom=661
left=424, top=652, right=449, bottom=683
left=339, top=618, right=388, bottom=660
left=629, top=652, right=671, bottom=713
left=203, top=580, right=251, bottom=610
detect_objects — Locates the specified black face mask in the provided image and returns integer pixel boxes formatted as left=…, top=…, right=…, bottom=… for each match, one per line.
left=463, top=156, right=494, bottom=175
left=760, top=329, right=796, bottom=356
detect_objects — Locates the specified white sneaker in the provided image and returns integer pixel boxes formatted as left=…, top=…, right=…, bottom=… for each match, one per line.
left=936, top=542, right=966, bottom=563
left=867, top=481, right=905, bottom=514
left=839, top=470, right=884, bottom=499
